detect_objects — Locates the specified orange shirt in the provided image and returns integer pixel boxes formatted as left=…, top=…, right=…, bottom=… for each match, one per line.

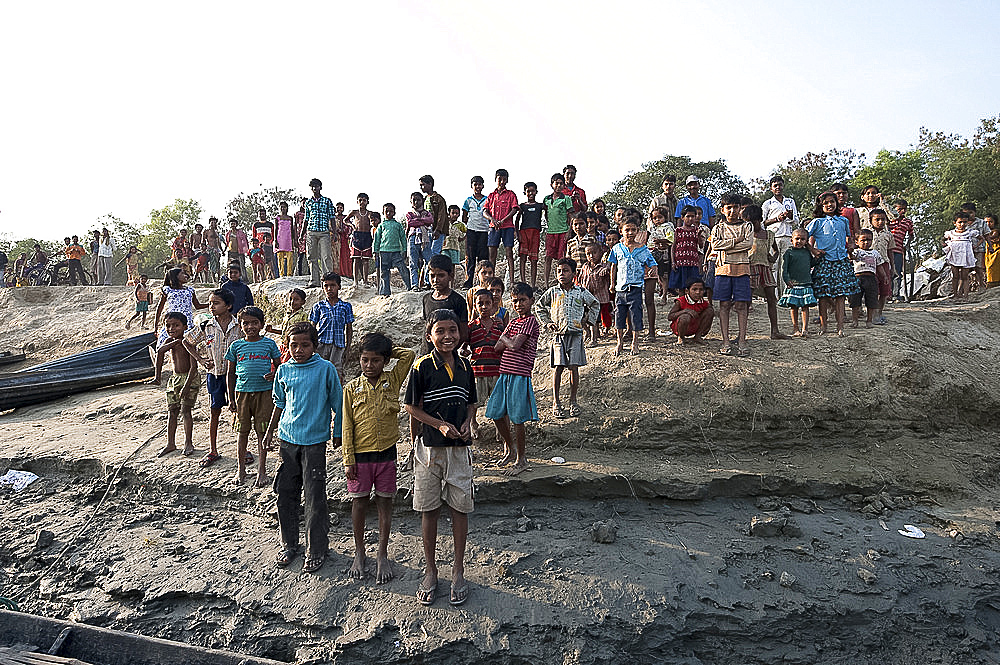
left=65, top=243, right=86, bottom=260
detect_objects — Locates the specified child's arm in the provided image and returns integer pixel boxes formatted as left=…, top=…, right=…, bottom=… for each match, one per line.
left=781, top=251, right=792, bottom=285
left=665, top=299, right=683, bottom=321
left=145, top=342, right=172, bottom=384
left=768, top=236, right=779, bottom=265
left=388, top=347, right=417, bottom=390
left=534, top=290, right=555, bottom=330
left=344, top=322, right=353, bottom=362
left=342, top=388, right=357, bottom=479
left=180, top=346, right=199, bottom=394
left=226, top=360, right=238, bottom=412
left=404, top=404, right=463, bottom=440
left=152, top=292, right=167, bottom=329
left=192, top=291, right=207, bottom=310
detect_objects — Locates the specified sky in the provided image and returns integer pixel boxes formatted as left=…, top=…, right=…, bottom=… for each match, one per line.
left=1, top=0, right=999, bottom=241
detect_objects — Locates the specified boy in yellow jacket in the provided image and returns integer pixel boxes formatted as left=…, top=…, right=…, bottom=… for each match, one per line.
left=342, top=333, right=415, bottom=584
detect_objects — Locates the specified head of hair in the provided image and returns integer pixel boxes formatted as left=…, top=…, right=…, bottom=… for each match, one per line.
left=322, top=272, right=342, bottom=285
left=410, top=191, right=424, bottom=203
left=961, top=202, right=977, bottom=213
left=870, top=208, right=888, bottom=220
left=419, top=174, right=435, bottom=188
left=309, top=178, right=322, bottom=188
left=355, top=193, right=368, bottom=202
left=830, top=182, right=849, bottom=194
left=681, top=204, right=700, bottom=217
left=163, top=267, right=183, bottom=289
left=550, top=173, right=565, bottom=185
left=164, top=311, right=187, bottom=327
left=358, top=332, right=393, bottom=359
left=209, top=215, right=218, bottom=222
left=813, top=191, right=841, bottom=218
left=287, top=321, right=318, bottom=346
left=585, top=211, right=600, bottom=222
left=289, top=287, right=306, bottom=301
left=279, top=201, right=288, bottom=208
left=556, top=257, right=577, bottom=273
left=739, top=196, right=754, bottom=207
left=471, top=175, right=485, bottom=185
left=686, top=277, right=706, bottom=290
left=720, top=192, right=742, bottom=207
left=955, top=210, right=972, bottom=221
left=892, top=198, right=909, bottom=208
left=651, top=205, right=671, bottom=221
left=228, top=263, right=242, bottom=276
left=511, top=282, right=534, bottom=299
left=857, top=228, right=874, bottom=239
left=862, top=184, right=880, bottom=194
left=474, top=288, right=493, bottom=300
left=487, top=276, right=505, bottom=291
left=495, top=168, right=509, bottom=179
left=383, top=202, right=395, bottom=215
left=429, top=253, right=454, bottom=274
left=769, top=175, right=785, bottom=186
left=448, top=204, right=460, bottom=213
left=740, top=204, right=763, bottom=223
left=211, top=288, right=234, bottom=307
left=524, top=181, right=537, bottom=191
left=563, top=164, right=577, bottom=173
left=240, top=306, right=265, bottom=325
left=791, top=228, right=809, bottom=239
left=663, top=174, right=677, bottom=183
left=476, top=260, right=494, bottom=272
left=425, top=308, right=458, bottom=336
left=590, top=197, right=605, bottom=209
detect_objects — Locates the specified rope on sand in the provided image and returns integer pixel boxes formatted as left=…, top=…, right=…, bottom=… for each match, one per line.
left=10, top=424, right=167, bottom=603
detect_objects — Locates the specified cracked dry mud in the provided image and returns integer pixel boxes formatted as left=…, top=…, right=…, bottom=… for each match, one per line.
left=2, top=282, right=1000, bottom=664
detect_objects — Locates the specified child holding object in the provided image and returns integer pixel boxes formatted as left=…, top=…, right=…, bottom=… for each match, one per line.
left=342, top=333, right=415, bottom=584
left=404, top=309, right=478, bottom=606
left=778, top=229, right=819, bottom=337
left=262, top=321, right=343, bottom=573
left=148, top=312, right=200, bottom=458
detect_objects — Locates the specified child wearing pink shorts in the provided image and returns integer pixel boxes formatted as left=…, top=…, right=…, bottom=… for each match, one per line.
left=342, top=333, right=415, bottom=584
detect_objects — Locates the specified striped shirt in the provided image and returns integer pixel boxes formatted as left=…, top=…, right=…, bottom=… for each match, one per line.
left=404, top=351, right=477, bottom=447
left=889, top=217, right=913, bottom=254
left=498, top=314, right=539, bottom=377
left=305, top=196, right=336, bottom=233
left=309, top=299, right=354, bottom=347
left=534, top=284, right=599, bottom=335
left=468, top=316, right=503, bottom=377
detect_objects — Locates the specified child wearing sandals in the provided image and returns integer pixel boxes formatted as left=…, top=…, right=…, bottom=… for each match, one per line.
left=534, top=258, right=599, bottom=418
left=485, top=282, right=540, bottom=476
left=263, top=321, right=343, bottom=574
left=342, top=333, right=415, bottom=584
left=405, top=309, right=478, bottom=606
left=778, top=229, right=819, bottom=337
left=711, top=194, right=755, bottom=356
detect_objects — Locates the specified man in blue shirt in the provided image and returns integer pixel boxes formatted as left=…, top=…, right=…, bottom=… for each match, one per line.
left=305, top=178, right=336, bottom=287
left=674, top=175, right=716, bottom=227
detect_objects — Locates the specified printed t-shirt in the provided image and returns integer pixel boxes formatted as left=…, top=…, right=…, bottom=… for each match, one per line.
left=463, top=195, right=489, bottom=233
left=673, top=225, right=703, bottom=266
left=225, top=337, right=281, bottom=393
left=498, top=314, right=539, bottom=377
left=852, top=249, right=879, bottom=275
left=518, top=202, right=543, bottom=230
left=403, top=350, right=477, bottom=447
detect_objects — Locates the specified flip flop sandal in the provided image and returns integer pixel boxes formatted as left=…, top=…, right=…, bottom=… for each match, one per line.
left=737, top=347, right=750, bottom=357
left=275, top=547, right=298, bottom=568
left=568, top=404, right=582, bottom=417
left=302, top=554, right=325, bottom=573
left=416, top=582, right=437, bottom=606
left=244, top=451, right=255, bottom=465
left=552, top=405, right=567, bottom=418
left=449, top=583, right=469, bottom=606
left=199, top=452, right=222, bottom=468
left=719, top=345, right=734, bottom=356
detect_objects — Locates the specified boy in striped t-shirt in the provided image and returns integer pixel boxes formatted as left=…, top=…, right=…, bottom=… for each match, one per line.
left=466, top=288, right=503, bottom=439
left=485, top=282, right=540, bottom=476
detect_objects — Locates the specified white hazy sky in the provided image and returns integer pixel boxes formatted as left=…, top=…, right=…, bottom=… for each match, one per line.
left=1, top=0, right=998, bottom=240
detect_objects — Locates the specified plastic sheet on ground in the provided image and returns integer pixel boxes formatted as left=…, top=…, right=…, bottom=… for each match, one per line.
left=0, top=470, right=40, bottom=492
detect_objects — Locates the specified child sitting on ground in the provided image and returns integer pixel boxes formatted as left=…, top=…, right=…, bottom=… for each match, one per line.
left=578, top=242, right=612, bottom=345
left=405, top=310, right=478, bottom=606
left=849, top=229, right=881, bottom=329
left=148, top=312, right=200, bottom=458
left=777, top=229, right=819, bottom=337
left=747, top=204, right=788, bottom=340
left=466, top=289, right=503, bottom=440
left=486, top=282, right=540, bottom=476
left=534, top=258, right=599, bottom=418
left=342, top=333, right=415, bottom=584
left=263, top=321, right=343, bottom=573
left=666, top=278, right=713, bottom=344
left=226, top=306, right=282, bottom=486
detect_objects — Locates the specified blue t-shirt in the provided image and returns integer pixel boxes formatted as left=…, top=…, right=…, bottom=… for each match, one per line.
left=675, top=195, right=716, bottom=227
left=225, top=337, right=281, bottom=393
left=608, top=243, right=657, bottom=290
left=807, top=215, right=851, bottom=262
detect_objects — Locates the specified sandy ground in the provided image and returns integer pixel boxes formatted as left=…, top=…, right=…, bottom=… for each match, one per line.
left=2, top=279, right=1000, bottom=664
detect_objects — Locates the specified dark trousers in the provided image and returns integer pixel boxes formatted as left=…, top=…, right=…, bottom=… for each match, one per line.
left=67, top=259, right=86, bottom=285
left=275, top=440, right=329, bottom=558
left=464, top=230, right=489, bottom=286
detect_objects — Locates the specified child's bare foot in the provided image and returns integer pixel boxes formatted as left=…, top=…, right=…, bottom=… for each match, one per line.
left=183, top=442, right=195, bottom=457
left=350, top=552, right=367, bottom=580
left=376, top=556, right=394, bottom=584
left=614, top=343, right=624, bottom=356
left=850, top=321, right=858, bottom=328
left=495, top=452, right=516, bottom=467
left=836, top=329, right=845, bottom=337
left=234, top=470, right=247, bottom=485
left=589, top=337, right=599, bottom=347
left=770, top=332, right=790, bottom=340
left=866, top=322, right=874, bottom=329
left=647, top=331, right=657, bottom=341
left=254, top=472, right=269, bottom=489
left=156, top=444, right=177, bottom=458
left=676, top=336, right=686, bottom=345
left=502, top=460, right=529, bottom=477
left=692, top=336, right=706, bottom=345
left=630, top=344, right=640, bottom=355
left=791, top=329, right=802, bottom=337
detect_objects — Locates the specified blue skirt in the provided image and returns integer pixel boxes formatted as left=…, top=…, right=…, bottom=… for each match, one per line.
left=485, top=374, right=538, bottom=425
left=778, top=285, right=818, bottom=308
left=812, top=258, right=859, bottom=298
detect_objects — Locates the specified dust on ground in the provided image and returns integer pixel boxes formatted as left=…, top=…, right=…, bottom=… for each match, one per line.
left=2, top=280, right=1000, bottom=665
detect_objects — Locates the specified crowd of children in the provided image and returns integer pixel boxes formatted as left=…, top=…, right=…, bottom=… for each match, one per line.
left=139, top=170, right=999, bottom=609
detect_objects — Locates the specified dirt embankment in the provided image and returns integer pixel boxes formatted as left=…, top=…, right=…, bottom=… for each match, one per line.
left=2, top=282, right=1000, bottom=664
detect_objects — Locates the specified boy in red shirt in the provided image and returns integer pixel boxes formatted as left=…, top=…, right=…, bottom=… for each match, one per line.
left=484, top=169, right=519, bottom=287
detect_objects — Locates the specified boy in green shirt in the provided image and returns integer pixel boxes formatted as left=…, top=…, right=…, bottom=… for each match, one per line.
left=373, top=203, right=410, bottom=295
left=542, top=173, right=573, bottom=287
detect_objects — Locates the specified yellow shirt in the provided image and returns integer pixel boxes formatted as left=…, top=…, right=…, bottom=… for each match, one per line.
left=342, top=347, right=416, bottom=466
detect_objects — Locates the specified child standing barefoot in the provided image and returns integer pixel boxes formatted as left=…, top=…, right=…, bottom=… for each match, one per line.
left=342, top=333, right=415, bottom=584
left=405, top=310, right=478, bottom=606
left=466, top=290, right=503, bottom=439
left=346, top=193, right=374, bottom=286
left=943, top=211, right=979, bottom=299
left=126, top=274, right=152, bottom=330
left=148, top=312, right=201, bottom=458
left=226, top=307, right=282, bottom=486
left=485, top=283, right=540, bottom=475
left=777, top=229, right=819, bottom=337
left=746, top=204, right=788, bottom=340
left=577, top=243, right=612, bottom=345
left=609, top=218, right=657, bottom=355
left=667, top=278, right=713, bottom=344
left=808, top=192, right=858, bottom=337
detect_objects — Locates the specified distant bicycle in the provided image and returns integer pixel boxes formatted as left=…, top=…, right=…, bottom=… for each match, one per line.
left=24, top=260, right=80, bottom=286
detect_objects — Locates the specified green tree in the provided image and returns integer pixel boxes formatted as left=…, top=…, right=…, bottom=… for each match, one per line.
left=599, top=155, right=748, bottom=213
left=141, top=199, right=203, bottom=269
left=225, top=186, right=301, bottom=229
left=750, top=149, right=867, bottom=213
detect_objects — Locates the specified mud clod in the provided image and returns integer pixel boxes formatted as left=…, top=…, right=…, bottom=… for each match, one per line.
left=591, top=520, right=617, bottom=543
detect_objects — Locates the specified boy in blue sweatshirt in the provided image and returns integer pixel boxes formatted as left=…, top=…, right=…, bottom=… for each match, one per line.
left=263, top=320, right=343, bottom=573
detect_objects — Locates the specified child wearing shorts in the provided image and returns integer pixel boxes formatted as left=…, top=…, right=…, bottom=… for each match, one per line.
left=226, top=306, right=281, bottom=486
left=148, top=312, right=201, bottom=458
left=342, top=333, right=415, bottom=584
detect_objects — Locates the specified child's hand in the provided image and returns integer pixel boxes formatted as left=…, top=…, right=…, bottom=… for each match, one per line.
left=345, top=464, right=357, bottom=480
left=438, top=421, right=461, bottom=439
left=548, top=323, right=558, bottom=332
left=263, top=371, right=275, bottom=382
left=459, top=420, right=472, bottom=439
left=493, top=340, right=505, bottom=353
left=229, top=402, right=237, bottom=413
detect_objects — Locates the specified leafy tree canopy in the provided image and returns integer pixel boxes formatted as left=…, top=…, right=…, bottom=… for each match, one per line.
left=599, top=155, right=748, bottom=213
